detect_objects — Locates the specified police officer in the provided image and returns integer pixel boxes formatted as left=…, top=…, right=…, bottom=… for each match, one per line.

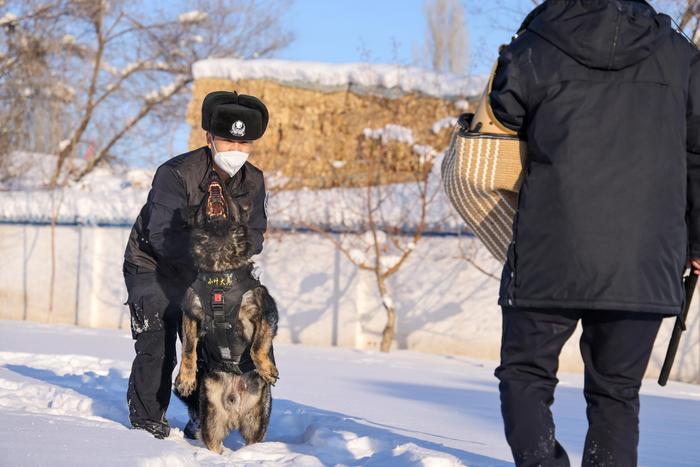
left=122, top=91, right=269, bottom=438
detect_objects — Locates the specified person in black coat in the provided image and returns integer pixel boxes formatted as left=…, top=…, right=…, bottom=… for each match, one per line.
left=489, top=1, right=700, bottom=465
left=122, top=91, right=269, bottom=438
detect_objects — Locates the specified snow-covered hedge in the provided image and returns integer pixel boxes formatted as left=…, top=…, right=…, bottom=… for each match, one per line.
left=0, top=151, right=463, bottom=232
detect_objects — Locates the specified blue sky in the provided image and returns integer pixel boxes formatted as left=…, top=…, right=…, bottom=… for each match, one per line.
left=277, top=0, right=428, bottom=65
left=276, top=0, right=537, bottom=76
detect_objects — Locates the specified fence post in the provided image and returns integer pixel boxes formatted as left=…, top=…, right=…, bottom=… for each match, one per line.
left=331, top=241, right=340, bottom=346
left=74, top=224, right=83, bottom=325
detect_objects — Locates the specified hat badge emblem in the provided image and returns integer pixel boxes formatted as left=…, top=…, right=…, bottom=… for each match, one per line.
left=230, top=120, right=246, bottom=137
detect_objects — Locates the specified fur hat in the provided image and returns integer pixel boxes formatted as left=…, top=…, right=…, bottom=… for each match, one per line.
left=201, top=91, right=269, bottom=141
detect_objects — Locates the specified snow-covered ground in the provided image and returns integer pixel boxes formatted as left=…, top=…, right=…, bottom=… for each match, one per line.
left=1, top=320, right=699, bottom=466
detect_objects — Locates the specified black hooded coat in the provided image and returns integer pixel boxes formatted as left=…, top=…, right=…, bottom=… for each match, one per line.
left=490, top=0, right=700, bottom=315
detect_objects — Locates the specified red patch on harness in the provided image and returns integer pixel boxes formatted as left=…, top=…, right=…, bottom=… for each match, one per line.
left=213, top=293, right=223, bottom=303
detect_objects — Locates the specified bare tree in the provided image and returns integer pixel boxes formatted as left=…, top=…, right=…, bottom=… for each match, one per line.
left=303, top=132, right=440, bottom=352
left=0, top=0, right=293, bottom=318
left=456, top=230, right=501, bottom=280
left=422, top=0, right=470, bottom=74
left=0, top=0, right=293, bottom=188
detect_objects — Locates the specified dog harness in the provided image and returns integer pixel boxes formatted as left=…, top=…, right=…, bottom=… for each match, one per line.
left=193, top=266, right=261, bottom=375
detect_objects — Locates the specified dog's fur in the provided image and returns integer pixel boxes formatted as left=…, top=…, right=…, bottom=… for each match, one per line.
left=173, top=179, right=279, bottom=453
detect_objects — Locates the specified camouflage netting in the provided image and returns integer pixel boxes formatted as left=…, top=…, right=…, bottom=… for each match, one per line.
left=187, top=78, right=476, bottom=189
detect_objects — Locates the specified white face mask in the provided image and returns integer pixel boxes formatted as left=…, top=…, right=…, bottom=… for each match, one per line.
left=211, top=140, right=249, bottom=177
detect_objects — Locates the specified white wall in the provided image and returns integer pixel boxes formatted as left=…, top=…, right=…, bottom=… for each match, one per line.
left=0, top=224, right=131, bottom=329
left=1, top=224, right=698, bottom=383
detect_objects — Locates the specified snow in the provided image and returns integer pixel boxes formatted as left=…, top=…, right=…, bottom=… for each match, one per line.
left=58, top=139, right=71, bottom=152
left=364, top=229, right=388, bottom=245
left=0, top=12, right=17, bottom=27
left=121, top=61, right=144, bottom=76
left=178, top=10, right=208, bottom=24
left=454, top=100, right=470, bottom=111
left=364, top=124, right=415, bottom=145
left=349, top=248, right=367, bottom=265
left=1, top=319, right=699, bottom=466
left=101, top=62, right=119, bottom=76
left=432, top=117, right=459, bottom=134
left=362, top=121, right=446, bottom=164
left=192, top=59, right=487, bottom=98
left=49, top=82, right=76, bottom=102
left=0, top=151, right=152, bottom=191
left=265, top=176, right=458, bottom=232
left=363, top=123, right=442, bottom=165
left=60, top=34, right=76, bottom=46
left=413, top=144, right=439, bottom=164
left=144, top=78, right=187, bottom=103
left=0, top=150, right=461, bottom=231
left=380, top=254, right=403, bottom=271
left=381, top=295, right=395, bottom=310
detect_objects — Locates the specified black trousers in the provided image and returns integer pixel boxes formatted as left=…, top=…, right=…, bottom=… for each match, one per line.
left=124, top=264, right=184, bottom=426
left=495, top=306, right=664, bottom=467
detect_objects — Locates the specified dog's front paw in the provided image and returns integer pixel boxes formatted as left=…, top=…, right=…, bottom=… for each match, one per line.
left=175, top=371, right=196, bottom=397
left=256, top=364, right=279, bottom=385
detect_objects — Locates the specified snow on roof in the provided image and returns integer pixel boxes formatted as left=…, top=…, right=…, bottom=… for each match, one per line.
left=192, top=59, right=486, bottom=99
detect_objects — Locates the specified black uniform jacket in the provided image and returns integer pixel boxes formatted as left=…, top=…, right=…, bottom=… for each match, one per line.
left=123, top=146, right=267, bottom=286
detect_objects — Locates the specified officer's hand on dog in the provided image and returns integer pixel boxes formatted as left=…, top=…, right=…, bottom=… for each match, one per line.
left=688, top=258, right=700, bottom=275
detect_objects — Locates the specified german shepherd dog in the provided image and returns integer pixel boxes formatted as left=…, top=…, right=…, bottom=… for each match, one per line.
left=173, top=174, right=279, bottom=453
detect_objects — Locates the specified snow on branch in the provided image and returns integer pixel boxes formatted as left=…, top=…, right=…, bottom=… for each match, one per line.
left=144, top=75, right=189, bottom=103
left=178, top=10, right=208, bottom=24
left=0, top=12, right=17, bottom=27
left=412, top=145, right=438, bottom=165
